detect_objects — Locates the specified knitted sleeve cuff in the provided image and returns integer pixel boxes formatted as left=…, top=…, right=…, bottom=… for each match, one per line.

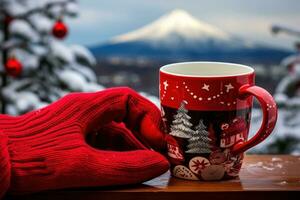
left=0, top=132, right=11, bottom=199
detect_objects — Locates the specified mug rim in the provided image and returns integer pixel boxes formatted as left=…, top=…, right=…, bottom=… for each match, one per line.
left=160, top=61, right=254, bottom=78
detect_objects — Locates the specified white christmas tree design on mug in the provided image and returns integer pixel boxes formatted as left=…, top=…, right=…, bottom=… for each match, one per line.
left=169, top=100, right=212, bottom=154
left=169, top=100, right=194, bottom=139
left=186, top=119, right=211, bottom=154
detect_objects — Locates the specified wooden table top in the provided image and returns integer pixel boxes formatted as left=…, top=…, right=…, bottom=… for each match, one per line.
left=8, top=155, right=300, bottom=200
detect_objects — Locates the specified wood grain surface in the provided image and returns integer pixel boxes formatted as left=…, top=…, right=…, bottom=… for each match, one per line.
left=6, top=155, right=300, bottom=200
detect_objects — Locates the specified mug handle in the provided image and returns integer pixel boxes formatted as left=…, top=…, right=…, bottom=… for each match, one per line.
left=231, top=84, right=278, bottom=155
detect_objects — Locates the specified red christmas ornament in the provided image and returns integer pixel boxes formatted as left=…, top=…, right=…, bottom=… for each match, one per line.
left=5, top=57, right=22, bottom=77
left=4, top=15, right=13, bottom=25
left=52, top=19, right=68, bottom=39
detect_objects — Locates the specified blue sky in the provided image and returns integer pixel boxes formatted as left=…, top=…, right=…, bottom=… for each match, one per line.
left=66, top=0, right=300, bottom=50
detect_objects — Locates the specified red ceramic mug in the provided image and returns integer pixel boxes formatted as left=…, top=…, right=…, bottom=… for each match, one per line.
left=159, top=62, right=277, bottom=181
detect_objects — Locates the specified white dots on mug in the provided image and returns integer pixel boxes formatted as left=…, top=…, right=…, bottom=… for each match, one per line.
left=266, top=103, right=276, bottom=111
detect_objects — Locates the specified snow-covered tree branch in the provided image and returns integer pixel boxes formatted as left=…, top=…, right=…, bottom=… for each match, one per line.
left=0, top=0, right=104, bottom=115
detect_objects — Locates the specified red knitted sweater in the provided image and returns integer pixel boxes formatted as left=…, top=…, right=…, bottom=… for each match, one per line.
left=0, top=87, right=169, bottom=198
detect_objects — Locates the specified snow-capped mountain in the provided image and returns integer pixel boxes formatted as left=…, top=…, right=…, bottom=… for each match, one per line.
left=111, top=9, right=233, bottom=45
left=91, top=9, right=291, bottom=63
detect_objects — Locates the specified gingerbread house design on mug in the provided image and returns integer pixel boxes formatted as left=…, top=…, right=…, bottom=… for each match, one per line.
left=220, top=117, right=247, bottom=148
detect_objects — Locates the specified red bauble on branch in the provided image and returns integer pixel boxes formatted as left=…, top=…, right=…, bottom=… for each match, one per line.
left=52, top=19, right=68, bottom=39
left=5, top=57, right=22, bottom=77
left=4, top=15, right=13, bottom=25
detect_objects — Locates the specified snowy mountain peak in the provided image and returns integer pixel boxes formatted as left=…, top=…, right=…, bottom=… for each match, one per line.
left=167, top=9, right=190, bottom=17
left=111, top=9, right=231, bottom=44
left=91, top=10, right=290, bottom=64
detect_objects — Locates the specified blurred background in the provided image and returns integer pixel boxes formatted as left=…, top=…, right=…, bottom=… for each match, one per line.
left=0, top=0, right=300, bottom=154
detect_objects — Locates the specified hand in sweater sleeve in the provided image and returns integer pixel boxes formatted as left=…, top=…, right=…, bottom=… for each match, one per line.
left=0, top=131, right=11, bottom=198
left=0, top=87, right=169, bottom=198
